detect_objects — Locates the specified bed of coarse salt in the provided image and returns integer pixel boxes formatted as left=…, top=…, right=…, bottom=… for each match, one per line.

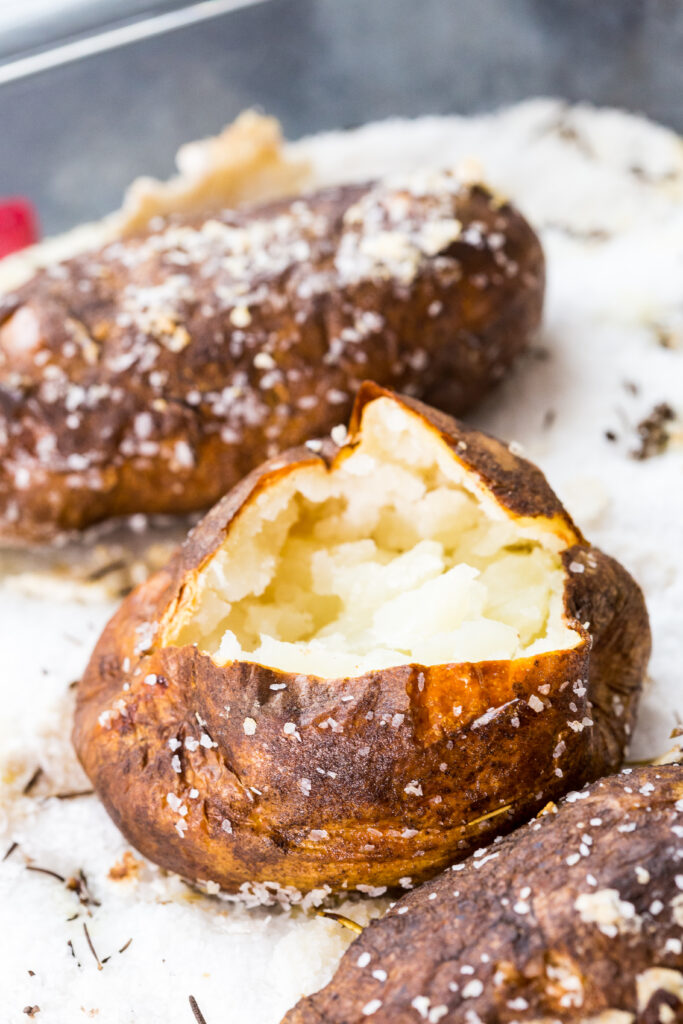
left=1, top=97, right=682, bottom=1023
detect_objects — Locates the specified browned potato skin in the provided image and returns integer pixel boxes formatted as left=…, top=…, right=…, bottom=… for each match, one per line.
left=0, top=179, right=544, bottom=545
left=283, top=764, right=683, bottom=1024
left=72, top=385, right=650, bottom=896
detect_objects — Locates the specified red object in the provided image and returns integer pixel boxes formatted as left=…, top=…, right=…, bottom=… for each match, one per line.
left=0, top=198, right=40, bottom=259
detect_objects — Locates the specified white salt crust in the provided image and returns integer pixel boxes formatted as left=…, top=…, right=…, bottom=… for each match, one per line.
left=1, top=98, right=683, bottom=1022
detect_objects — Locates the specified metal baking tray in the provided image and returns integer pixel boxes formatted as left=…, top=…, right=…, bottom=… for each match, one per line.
left=1, top=0, right=683, bottom=235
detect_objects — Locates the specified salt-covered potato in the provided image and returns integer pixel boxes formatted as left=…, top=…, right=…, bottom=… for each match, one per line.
left=283, top=764, right=683, bottom=1024
left=73, top=384, right=650, bottom=900
left=0, top=169, right=544, bottom=545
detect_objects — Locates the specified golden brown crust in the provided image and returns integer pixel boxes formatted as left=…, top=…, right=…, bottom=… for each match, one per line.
left=72, top=389, right=649, bottom=898
left=0, top=176, right=544, bottom=545
left=282, top=764, right=683, bottom=1024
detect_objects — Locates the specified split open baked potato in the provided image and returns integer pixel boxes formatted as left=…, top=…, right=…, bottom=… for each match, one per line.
left=283, top=763, right=683, bottom=1023
left=0, top=170, right=544, bottom=544
left=73, top=384, right=650, bottom=899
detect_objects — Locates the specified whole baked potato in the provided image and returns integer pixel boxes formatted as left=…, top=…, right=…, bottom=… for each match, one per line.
left=0, top=170, right=544, bottom=545
left=73, top=384, right=650, bottom=900
left=283, top=763, right=683, bottom=1023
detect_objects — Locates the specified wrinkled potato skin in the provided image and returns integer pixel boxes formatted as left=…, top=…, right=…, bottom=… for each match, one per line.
left=0, top=181, right=544, bottom=545
left=73, top=386, right=650, bottom=895
left=283, top=764, right=683, bottom=1024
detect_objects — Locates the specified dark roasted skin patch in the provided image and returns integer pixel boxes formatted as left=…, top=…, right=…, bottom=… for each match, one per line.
left=283, top=764, right=683, bottom=1024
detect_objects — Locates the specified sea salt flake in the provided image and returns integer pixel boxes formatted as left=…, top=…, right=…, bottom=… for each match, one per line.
left=330, top=424, right=348, bottom=446
left=357, top=884, right=387, bottom=897
left=254, top=351, right=276, bottom=370
left=411, top=996, right=430, bottom=1019
left=361, top=999, right=382, bottom=1016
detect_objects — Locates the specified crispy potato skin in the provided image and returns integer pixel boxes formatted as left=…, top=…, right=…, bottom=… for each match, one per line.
left=0, top=179, right=544, bottom=545
left=282, top=764, right=683, bottom=1024
left=72, top=386, right=650, bottom=896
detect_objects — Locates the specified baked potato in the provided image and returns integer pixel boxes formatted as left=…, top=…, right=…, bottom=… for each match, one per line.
left=0, top=170, right=544, bottom=545
left=73, top=384, right=650, bottom=899
left=282, top=762, right=683, bottom=1023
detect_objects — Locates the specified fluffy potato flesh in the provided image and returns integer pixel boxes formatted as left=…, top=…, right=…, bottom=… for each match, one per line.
left=170, top=398, right=579, bottom=678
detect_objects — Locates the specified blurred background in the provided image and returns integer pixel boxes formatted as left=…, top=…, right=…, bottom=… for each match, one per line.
left=1, top=0, right=683, bottom=233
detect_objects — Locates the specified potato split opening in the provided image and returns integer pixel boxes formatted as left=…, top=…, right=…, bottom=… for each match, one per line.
left=168, top=397, right=579, bottom=678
